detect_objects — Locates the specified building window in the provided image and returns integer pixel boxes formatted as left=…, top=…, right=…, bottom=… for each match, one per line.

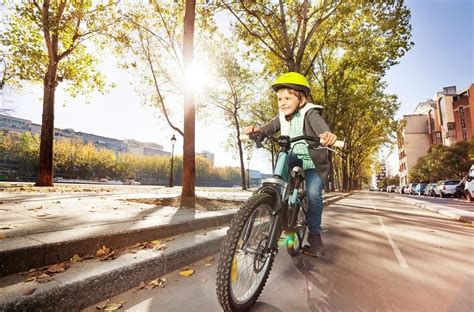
left=459, top=106, right=466, bottom=128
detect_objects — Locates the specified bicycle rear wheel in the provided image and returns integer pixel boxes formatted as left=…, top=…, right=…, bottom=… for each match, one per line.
left=216, top=193, right=277, bottom=311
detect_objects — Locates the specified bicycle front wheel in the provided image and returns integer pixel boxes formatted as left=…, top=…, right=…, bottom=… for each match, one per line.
left=216, top=193, right=277, bottom=311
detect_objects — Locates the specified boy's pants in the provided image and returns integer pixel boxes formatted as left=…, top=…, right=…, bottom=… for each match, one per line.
left=289, top=153, right=324, bottom=234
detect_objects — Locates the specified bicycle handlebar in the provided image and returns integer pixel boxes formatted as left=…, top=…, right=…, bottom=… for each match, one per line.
left=239, top=134, right=344, bottom=149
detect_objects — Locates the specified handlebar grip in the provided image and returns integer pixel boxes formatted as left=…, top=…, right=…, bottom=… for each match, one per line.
left=320, top=138, right=344, bottom=148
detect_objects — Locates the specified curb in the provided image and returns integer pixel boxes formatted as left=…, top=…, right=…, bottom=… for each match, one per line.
left=388, top=194, right=474, bottom=225
left=0, top=212, right=236, bottom=278
left=0, top=227, right=228, bottom=312
left=0, top=192, right=351, bottom=311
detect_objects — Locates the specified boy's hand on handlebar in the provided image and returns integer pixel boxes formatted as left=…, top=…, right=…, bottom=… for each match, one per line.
left=319, top=131, right=337, bottom=147
left=244, top=125, right=261, bottom=135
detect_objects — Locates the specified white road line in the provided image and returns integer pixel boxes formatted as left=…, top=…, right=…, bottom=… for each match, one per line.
left=368, top=197, right=410, bottom=269
left=377, top=216, right=410, bottom=269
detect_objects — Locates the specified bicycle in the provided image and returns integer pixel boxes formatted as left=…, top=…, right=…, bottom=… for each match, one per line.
left=216, top=133, right=343, bottom=311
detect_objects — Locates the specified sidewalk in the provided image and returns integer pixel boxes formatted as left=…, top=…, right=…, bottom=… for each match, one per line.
left=387, top=193, right=474, bottom=225
left=0, top=184, right=351, bottom=311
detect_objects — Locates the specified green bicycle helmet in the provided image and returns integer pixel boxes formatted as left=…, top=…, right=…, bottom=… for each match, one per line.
left=271, top=72, right=311, bottom=96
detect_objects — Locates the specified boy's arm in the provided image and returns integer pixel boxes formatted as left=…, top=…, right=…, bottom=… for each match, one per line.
left=259, top=116, right=280, bottom=137
left=306, top=109, right=337, bottom=146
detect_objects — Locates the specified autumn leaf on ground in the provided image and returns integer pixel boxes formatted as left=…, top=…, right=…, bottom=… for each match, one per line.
left=70, top=254, right=83, bottom=263
left=47, top=263, right=66, bottom=273
left=36, top=273, right=52, bottom=283
left=100, top=250, right=117, bottom=261
left=0, top=233, right=5, bottom=240
left=153, top=243, right=167, bottom=251
left=133, top=281, right=147, bottom=292
left=179, top=269, right=194, bottom=277
left=205, top=256, right=214, bottom=262
left=96, top=246, right=110, bottom=257
left=144, top=278, right=166, bottom=289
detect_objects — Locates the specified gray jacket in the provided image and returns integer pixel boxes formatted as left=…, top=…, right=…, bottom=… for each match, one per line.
left=260, top=106, right=330, bottom=183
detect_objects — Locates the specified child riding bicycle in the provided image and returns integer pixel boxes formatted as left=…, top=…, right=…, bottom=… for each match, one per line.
left=244, top=72, right=337, bottom=256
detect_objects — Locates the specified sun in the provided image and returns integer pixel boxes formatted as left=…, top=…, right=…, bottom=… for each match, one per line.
left=184, top=61, right=211, bottom=94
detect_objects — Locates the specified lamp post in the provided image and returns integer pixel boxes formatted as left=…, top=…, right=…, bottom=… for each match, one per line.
left=247, top=155, right=250, bottom=189
left=169, top=134, right=176, bottom=187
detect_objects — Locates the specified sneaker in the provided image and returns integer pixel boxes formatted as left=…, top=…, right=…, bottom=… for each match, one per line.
left=306, top=232, right=326, bottom=256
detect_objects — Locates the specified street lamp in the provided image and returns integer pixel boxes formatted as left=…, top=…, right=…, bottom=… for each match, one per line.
left=247, top=155, right=251, bottom=189
left=169, top=134, right=176, bottom=187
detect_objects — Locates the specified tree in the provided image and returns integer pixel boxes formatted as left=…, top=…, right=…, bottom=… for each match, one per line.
left=116, top=1, right=217, bottom=198
left=223, top=0, right=413, bottom=191
left=207, top=39, right=257, bottom=190
left=1, top=1, right=118, bottom=186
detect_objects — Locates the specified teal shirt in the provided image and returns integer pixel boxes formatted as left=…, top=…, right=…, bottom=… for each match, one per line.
left=288, top=111, right=315, bottom=170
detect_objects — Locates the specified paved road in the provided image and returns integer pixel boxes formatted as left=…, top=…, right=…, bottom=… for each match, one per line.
left=84, top=192, right=474, bottom=312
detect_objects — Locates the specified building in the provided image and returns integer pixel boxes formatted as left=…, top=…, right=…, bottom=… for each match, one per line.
left=397, top=84, right=474, bottom=185
left=435, top=86, right=458, bottom=146
left=397, top=114, right=431, bottom=186
left=414, top=99, right=436, bottom=115
left=124, top=139, right=170, bottom=157
left=0, top=114, right=170, bottom=156
left=197, top=150, right=215, bottom=166
left=0, top=114, right=31, bottom=133
left=452, top=84, right=474, bottom=142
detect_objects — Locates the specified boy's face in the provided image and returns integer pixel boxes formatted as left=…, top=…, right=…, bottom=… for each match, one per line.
left=277, top=88, right=305, bottom=116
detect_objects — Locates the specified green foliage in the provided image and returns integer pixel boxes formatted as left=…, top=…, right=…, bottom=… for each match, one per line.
left=0, top=1, right=115, bottom=94
left=409, top=139, right=474, bottom=181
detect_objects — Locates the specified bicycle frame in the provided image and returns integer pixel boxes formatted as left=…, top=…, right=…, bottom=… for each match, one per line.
left=252, top=149, right=294, bottom=253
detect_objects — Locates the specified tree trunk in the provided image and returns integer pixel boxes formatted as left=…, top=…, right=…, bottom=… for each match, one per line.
left=342, top=156, right=349, bottom=192
left=35, top=61, right=58, bottom=186
left=181, top=0, right=196, bottom=198
left=234, top=113, right=247, bottom=190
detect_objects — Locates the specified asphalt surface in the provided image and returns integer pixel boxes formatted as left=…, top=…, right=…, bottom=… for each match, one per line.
left=84, top=192, right=474, bottom=312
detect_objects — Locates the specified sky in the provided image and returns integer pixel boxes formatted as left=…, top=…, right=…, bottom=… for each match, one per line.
left=2, top=0, right=473, bottom=175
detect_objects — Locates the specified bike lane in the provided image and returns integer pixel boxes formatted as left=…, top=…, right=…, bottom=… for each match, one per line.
left=83, top=191, right=474, bottom=311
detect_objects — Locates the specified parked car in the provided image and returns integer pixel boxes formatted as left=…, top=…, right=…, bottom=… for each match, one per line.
left=395, top=186, right=401, bottom=193
left=387, top=185, right=397, bottom=193
left=432, top=180, right=460, bottom=198
left=400, top=185, right=407, bottom=194
left=406, top=182, right=418, bottom=195
left=414, top=182, right=428, bottom=195
left=424, top=183, right=437, bottom=196
left=454, top=178, right=466, bottom=198
left=465, top=165, right=474, bottom=202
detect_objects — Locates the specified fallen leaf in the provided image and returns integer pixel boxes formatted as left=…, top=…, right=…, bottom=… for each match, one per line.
left=179, top=269, right=194, bottom=277
left=0, top=234, right=5, bottom=239
left=100, top=251, right=117, bottom=261
left=36, top=273, right=52, bottom=283
left=96, top=246, right=110, bottom=257
left=150, top=240, right=161, bottom=245
left=137, top=281, right=146, bottom=289
left=23, top=288, right=36, bottom=295
left=204, top=263, right=212, bottom=267
left=70, top=254, right=83, bottom=263
left=161, top=277, right=168, bottom=282
left=205, top=256, right=214, bottom=262
left=47, top=263, right=65, bottom=273
left=153, top=243, right=167, bottom=251
left=104, top=302, right=122, bottom=311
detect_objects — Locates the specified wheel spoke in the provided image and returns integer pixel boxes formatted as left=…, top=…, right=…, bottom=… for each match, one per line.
left=230, top=204, right=273, bottom=302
